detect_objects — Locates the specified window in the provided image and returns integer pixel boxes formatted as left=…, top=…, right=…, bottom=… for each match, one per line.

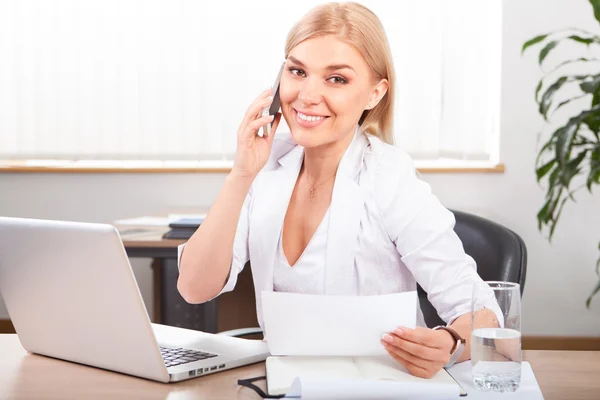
left=0, top=0, right=501, bottom=168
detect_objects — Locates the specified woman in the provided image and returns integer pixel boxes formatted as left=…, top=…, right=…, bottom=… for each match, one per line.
left=177, top=2, right=499, bottom=378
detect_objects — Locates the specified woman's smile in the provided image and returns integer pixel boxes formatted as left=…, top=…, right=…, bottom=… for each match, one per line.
left=294, top=109, right=330, bottom=129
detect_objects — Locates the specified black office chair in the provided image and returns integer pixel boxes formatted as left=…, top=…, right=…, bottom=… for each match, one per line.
left=418, top=209, right=527, bottom=328
left=219, top=209, right=527, bottom=337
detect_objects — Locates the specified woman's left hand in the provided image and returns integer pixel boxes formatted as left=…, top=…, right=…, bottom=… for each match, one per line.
left=380, top=327, right=455, bottom=378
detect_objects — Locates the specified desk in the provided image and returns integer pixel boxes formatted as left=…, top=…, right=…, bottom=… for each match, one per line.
left=117, top=225, right=218, bottom=332
left=1, top=335, right=598, bottom=400
left=118, top=225, right=258, bottom=335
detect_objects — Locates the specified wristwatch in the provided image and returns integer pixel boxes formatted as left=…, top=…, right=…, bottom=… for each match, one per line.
left=432, top=325, right=466, bottom=368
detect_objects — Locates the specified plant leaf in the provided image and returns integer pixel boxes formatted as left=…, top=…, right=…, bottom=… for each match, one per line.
left=584, top=110, right=600, bottom=133
left=596, top=241, right=600, bottom=276
left=580, top=105, right=600, bottom=132
left=567, top=34, right=598, bottom=45
left=522, top=33, right=549, bottom=53
left=555, top=119, right=581, bottom=165
left=551, top=94, right=590, bottom=117
left=539, top=40, right=559, bottom=65
left=588, top=143, right=600, bottom=190
left=532, top=35, right=600, bottom=64
left=593, top=91, right=600, bottom=108
left=590, top=0, right=600, bottom=25
left=546, top=188, right=561, bottom=214
left=561, top=150, right=588, bottom=188
left=539, top=76, right=569, bottom=118
left=536, top=159, right=556, bottom=181
left=586, top=278, right=600, bottom=309
left=580, top=74, right=600, bottom=93
left=588, top=164, right=600, bottom=190
left=536, top=198, right=552, bottom=230
left=549, top=162, right=561, bottom=189
left=549, top=195, right=570, bottom=239
left=535, top=79, right=543, bottom=102
left=536, top=138, right=556, bottom=168
left=549, top=57, right=600, bottom=74
left=555, top=106, right=600, bottom=165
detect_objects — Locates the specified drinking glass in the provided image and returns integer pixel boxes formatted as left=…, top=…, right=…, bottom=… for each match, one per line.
left=471, top=281, right=521, bottom=392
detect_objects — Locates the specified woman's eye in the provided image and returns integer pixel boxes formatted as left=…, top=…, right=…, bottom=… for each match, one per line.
left=328, top=76, right=348, bottom=84
left=289, top=67, right=306, bottom=77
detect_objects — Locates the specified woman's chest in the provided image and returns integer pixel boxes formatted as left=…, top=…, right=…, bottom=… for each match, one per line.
left=282, top=186, right=332, bottom=266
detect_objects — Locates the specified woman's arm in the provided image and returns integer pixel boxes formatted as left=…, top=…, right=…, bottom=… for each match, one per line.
left=177, top=89, right=281, bottom=304
left=177, top=173, right=254, bottom=304
left=376, top=152, right=503, bottom=377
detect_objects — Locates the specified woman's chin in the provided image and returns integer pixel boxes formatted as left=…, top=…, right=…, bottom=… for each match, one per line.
left=289, top=128, right=325, bottom=148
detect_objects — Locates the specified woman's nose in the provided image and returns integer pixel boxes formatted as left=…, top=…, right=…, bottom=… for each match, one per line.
left=298, top=78, right=322, bottom=106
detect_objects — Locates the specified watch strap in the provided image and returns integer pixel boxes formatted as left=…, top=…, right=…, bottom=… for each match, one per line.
left=432, top=325, right=466, bottom=368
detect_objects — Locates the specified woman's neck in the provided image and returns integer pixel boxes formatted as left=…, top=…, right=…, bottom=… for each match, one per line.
left=301, top=128, right=356, bottom=185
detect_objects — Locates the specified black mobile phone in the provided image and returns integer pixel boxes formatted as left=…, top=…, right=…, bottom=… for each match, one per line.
left=259, top=62, right=285, bottom=137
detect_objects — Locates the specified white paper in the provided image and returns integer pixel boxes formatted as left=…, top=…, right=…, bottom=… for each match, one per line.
left=114, top=216, right=171, bottom=226
left=286, top=377, right=460, bottom=400
left=281, top=362, right=542, bottom=400
left=114, top=214, right=206, bottom=226
left=261, top=291, right=417, bottom=356
left=266, top=356, right=462, bottom=397
left=166, top=213, right=206, bottom=221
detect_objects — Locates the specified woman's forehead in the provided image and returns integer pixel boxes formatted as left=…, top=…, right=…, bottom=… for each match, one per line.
left=288, top=36, right=368, bottom=73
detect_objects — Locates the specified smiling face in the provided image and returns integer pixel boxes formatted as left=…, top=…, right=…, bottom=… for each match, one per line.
left=279, top=35, right=388, bottom=149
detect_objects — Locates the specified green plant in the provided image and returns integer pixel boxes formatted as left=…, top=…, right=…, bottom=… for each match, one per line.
left=522, top=0, right=600, bottom=308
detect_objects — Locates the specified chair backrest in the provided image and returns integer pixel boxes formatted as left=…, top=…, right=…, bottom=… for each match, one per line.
left=418, top=210, right=527, bottom=328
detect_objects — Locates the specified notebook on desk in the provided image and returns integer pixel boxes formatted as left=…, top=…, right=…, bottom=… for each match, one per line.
left=266, top=355, right=466, bottom=399
left=162, top=217, right=205, bottom=239
left=168, top=217, right=205, bottom=229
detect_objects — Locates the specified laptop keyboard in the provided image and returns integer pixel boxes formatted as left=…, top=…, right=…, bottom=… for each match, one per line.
left=160, top=346, right=218, bottom=368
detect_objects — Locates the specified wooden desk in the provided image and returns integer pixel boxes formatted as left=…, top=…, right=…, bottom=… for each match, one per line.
left=118, top=225, right=185, bottom=256
left=1, top=335, right=599, bottom=400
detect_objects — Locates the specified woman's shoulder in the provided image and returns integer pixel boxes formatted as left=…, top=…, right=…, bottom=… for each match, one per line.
left=363, top=133, right=417, bottom=185
left=361, top=133, right=438, bottom=220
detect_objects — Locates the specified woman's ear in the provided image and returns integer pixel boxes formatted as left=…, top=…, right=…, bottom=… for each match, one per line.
left=365, top=79, right=389, bottom=110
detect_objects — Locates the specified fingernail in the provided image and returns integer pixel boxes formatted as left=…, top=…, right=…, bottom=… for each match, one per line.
left=381, top=334, right=393, bottom=343
left=266, top=96, right=274, bottom=102
left=268, top=115, right=274, bottom=120
left=395, top=328, right=403, bottom=336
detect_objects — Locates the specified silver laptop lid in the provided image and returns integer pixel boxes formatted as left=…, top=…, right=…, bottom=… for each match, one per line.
left=0, top=217, right=169, bottom=382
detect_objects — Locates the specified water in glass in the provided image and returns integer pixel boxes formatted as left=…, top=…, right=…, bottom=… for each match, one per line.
left=471, top=327, right=521, bottom=392
left=471, top=281, right=522, bottom=392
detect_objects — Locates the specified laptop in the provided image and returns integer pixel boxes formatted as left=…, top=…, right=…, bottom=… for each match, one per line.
left=0, top=216, right=269, bottom=383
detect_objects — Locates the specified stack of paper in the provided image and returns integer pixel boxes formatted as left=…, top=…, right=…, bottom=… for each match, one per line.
left=267, top=355, right=463, bottom=399
left=261, top=291, right=463, bottom=399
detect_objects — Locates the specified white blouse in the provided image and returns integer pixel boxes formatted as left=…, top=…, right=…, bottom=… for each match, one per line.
left=273, top=208, right=330, bottom=294
left=178, top=128, right=502, bottom=332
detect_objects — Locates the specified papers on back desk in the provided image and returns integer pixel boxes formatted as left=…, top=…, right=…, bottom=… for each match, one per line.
left=261, top=291, right=417, bottom=356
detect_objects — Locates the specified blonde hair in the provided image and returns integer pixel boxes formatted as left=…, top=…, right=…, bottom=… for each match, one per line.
left=284, top=2, right=395, bottom=145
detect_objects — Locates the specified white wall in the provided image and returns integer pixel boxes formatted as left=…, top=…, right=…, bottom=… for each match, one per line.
left=1, top=0, right=599, bottom=336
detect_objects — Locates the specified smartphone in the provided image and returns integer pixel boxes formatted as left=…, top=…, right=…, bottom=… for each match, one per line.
left=258, top=61, right=285, bottom=137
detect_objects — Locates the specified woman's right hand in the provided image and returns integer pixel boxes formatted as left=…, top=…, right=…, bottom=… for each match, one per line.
left=231, top=88, right=282, bottom=180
